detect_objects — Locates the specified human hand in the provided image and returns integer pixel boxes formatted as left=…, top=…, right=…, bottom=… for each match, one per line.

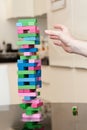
left=45, top=24, right=75, bottom=53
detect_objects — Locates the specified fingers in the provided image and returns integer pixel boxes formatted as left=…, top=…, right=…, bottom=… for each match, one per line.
left=45, top=30, right=61, bottom=36
left=50, top=35, right=59, bottom=40
left=54, top=42, right=62, bottom=46
left=54, top=24, right=68, bottom=32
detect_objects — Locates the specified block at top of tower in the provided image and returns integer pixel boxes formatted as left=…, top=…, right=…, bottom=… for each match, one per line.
left=17, top=19, right=37, bottom=26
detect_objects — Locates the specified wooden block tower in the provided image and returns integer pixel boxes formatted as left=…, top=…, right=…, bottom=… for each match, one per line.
left=16, top=19, right=44, bottom=130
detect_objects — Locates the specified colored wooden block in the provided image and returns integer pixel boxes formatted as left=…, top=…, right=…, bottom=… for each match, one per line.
left=22, top=99, right=43, bottom=108
left=20, top=55, right=39, bottom=60
left=16, top=22, right=22, bottom=26
left=18, top=89, right=35, bottom=93
left=22, top=99, right=41, bottom=103
left=26, top=106, right=42, bottom=115
left=22, top=113, right=41, bottom=119
left=18, top=19, right=37, bottom=24
left=18, top=85, right=37, bottom=89
left=22, top=118, right=42, bottom=122
left=22, top=45, right=34, bottom=48
left=18, top=92, right=37, bottom=97
left=28, top=73, right=41, bottom=78
left=22, top=113, right=42, bottom=122
left=17, top=70, right=36, bottom=75
left=18, top=26, right=37, bottom=30
left=28, top=59, right=41, bottom=63
left=17, top=40, right=40, bottom=45
left=25, top=52, right=34, bottom=56
left=31, top=102, right=43, bottom=108
left=24, top=96, right=36, bottom=101
left=18, top=77, right=39, bottom=82
left=18, top=73, right=41, bottom=79
left=29, top=81, right=41, bottom=85
left=24, top=52, right=35, bottom=56
left=19, top=48, right=38, bottom=53
left=28, top=66, right=41, bottom=71
left=17, top=26, right=40, bottom=34
left=17, top=62, right=37, bottom=67
left=18, top=74, right=24, bottom=78
left=23, top=37, right=40, bottom=41
left=24, top=122, right=42, bottom=129
left=18, top=81, right=41, bottom=87
left=16, top=22, right=37, bottom=27
left=18, top=33, right=39, bottom=38
left=19, top=103, right=28, bottom=110
left=18, top=19, right=37, bottom=22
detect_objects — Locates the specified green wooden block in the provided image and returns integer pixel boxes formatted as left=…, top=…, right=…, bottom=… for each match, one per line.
left=18, top=33, right=39, bottom=38
left=24, top=122, right=42, bottom=129
left=16, top=40, right=40, bottom=45
left=18, top=74, right=24, bottom=78
left=18, top=19, right=37, bottom=23
left=19, top=103, right=28, bottom=110
left=26, top=106, right=42, bottom=115
left=20, top=55, right=39, bottom=60
left=18, top=18, right=37, bottom=26
left=22, top=22, right=37, bottom=26
left=17, top=70, right=36, bottom=75
left=18, top=85, right=36, bottom=89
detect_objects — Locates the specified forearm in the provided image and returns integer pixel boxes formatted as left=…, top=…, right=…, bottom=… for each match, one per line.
left=71, top=39, right=87, bottom=57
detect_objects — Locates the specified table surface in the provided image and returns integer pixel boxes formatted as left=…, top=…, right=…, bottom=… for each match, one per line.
left=0, top=104, right=52, bottom=130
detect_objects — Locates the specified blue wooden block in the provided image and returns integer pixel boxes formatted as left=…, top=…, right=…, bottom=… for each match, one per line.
left=17, top=62, right=37, bottom=67
left=17, top=60, right=24, bottom=63
left=18, top=82, right=24, bottom=86
left=18, top=81, right=42, bottom=87
left=28, top=74, right=37, bottom=78
left=23, top=37, right=40, bottom=41
left=18, top=78, right=37, bottom=82
left=24, top=96, right=36, bottom=101
left=17, top=59, right=28, bottom=63
left=28, top=73, right=41, bottom=78
left=36, top=70, right=41, bottom=75
left=16, top=22, right=22, bottom=26
left=18, top=81, right=38, bottom=86
left=29, top=82, right=38, bottom=85
left=18, top=66, right=24, bottom=70
left=19, top=48, right=38, bottom=53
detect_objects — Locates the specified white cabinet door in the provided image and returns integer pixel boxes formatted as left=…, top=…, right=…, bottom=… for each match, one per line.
left=7, top=0, right=47, bottom=19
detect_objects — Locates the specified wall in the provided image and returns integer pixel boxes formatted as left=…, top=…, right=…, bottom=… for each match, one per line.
left=0, top=0, right=18, bottom=49
left=46, top=0, right=87, bottom=103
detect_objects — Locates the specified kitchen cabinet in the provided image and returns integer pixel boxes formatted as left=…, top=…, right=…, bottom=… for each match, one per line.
left=7, top=0, right=47, bottom=19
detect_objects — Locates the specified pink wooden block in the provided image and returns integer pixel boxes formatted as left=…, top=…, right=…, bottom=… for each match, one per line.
left=28, top=59, right=41, bottom=63
left=19, top=89, right=35, bottom=93
left=24, top=52, right=34, bottom=56
left=18, top=30, right=23, bottom=34
left=22, top=113, right=41, bottom=119
left=18, top=90, right=24, bottom=93
left=18, top=92, right=37, bottom=97
left=22, top=99, right=41, bottom=104
left=22, top=45, right=34, bottom=48
left=18, top=26, right=37, bottom=30
left=17, top=26, right=40, bottom=33
left=32, top=102, right=43, bottom=108
left=28, top=66, right=41, bottom=71
left=24, top=90, right=30, bottom=93
left=22, top=118, right=42, bottom=122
